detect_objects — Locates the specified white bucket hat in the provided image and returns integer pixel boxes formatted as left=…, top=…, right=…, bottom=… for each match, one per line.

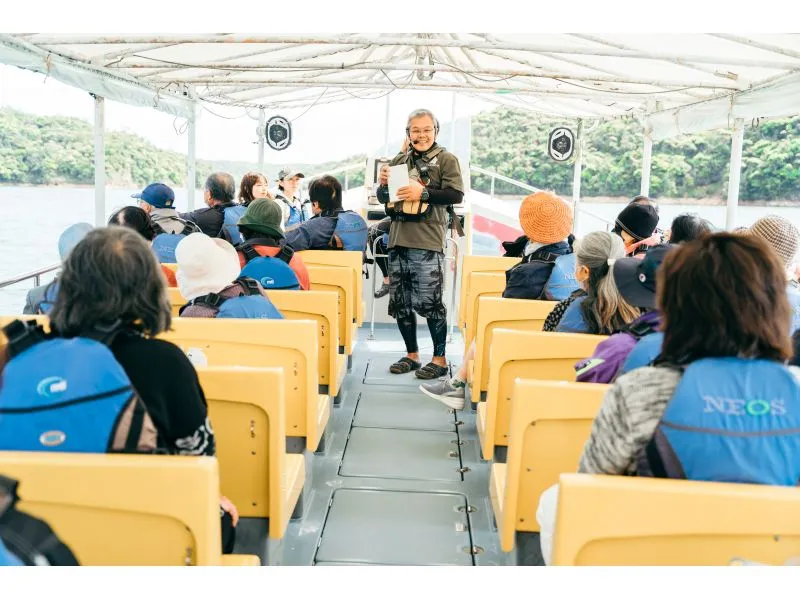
left=175, top=233, right=241, bottom=301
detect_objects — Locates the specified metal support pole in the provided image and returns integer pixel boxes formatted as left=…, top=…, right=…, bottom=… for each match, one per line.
left=257, top=107, right=266, bottom=172
left=383, top=94, right=391, bottom=157
left=450, top=92, right=457, bottom=150
left=446, top=236, right=460, bottom=344
left=368, top=235, right=386, bottom=341
left=93, top=95, right=105, bottom=227
left=187, top=103, right=197, bottom=210
left=640, top=125, right=653, bottom=197
left=726, top=118, right=745, bottom=230
left=571, top=119, right=584, bottom=234
left=490, top=176, right=495, bottom=201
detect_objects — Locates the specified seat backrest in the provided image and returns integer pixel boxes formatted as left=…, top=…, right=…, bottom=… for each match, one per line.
left=463, top=272, right=507, bottom=347
left=297, top=250, right=363, bottom=325
left=305, top=265, right=355, bottom=355
left=482, top=329, right=605, bottom=460
left=498, top=379, right=607, bottom=549
left=0, top=451, right=222, bottom=565
left=196, top=366, right=296, bottom=538
left=553, top=473, right=800, bottom=565
left=472, top=297, right=557, bottom=400
left=167, top=287, right=185, bottom=316
left=160, top=318, right=321, bottom=448
left=457, top=255, right=519, bottom=330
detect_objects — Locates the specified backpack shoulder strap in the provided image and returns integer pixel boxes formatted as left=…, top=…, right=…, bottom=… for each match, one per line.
left=235, top=277, right=262, bottom=296
left=278, top=244, right=295, bottom=264
left=184, top=292, right=227, bottom=313
left=625, top=317, right=657, bottom=340
left=240, top=242, right=260, bottom=264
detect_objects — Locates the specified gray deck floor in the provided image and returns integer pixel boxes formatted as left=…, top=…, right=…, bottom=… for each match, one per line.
left=269, top=325, right=510, bottom=566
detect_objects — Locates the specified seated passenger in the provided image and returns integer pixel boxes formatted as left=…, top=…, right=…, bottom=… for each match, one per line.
left=419, top=192, right=579, bottom=410
left=502, top=191, right=579, bottom=301
left=133, top=182, right=201, bottom=262
left=543, top=231, right=639, bottom=334
left=236, top=199, right=310, bottom=290
left=238, top=171, right=273, bottom=207
left=574, top=244, right=674, bottom=383
left=108, top=206, right=178, bottom=287
left=23, top=222, right=92, bottom=315
left=180, top=172, right=242, bottom=241
left=284, top=175, right=368, bottom=252
left=175, top=233, right=283, bottom=319
left=612, top=202, right=660, bottom=257
left=667, top=213, right=714, bottom=243
left=748, top=215, right=800, bottom=333
left=0, top=227, right=238, bottom=552
left=537, top=233, right=800, bottom=564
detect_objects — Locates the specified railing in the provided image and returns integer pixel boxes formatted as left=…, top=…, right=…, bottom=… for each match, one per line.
left=469, top=165, right=614, bottom=231
left=302, top=162, right=364, bottom=192
left=0, top=263, right=60, bottom=290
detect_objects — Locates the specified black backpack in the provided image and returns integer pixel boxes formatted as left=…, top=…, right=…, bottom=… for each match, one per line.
left=0, top=475, right=79, bottom=565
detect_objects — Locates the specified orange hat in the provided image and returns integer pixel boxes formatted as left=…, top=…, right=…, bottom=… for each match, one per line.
left=518, top=191, right=573, bottom=245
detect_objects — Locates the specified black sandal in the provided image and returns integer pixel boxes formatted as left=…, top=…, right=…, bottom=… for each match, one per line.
left=415, top=362, right=449, bottom=380
left=390, top=356, right=422, bottom=374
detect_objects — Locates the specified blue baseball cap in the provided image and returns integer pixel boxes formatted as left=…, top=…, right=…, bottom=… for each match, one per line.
left=132, top=183, right=175, bottom=209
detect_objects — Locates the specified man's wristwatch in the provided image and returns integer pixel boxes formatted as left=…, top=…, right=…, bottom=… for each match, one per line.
left=420, top=187, right=430, bottom=202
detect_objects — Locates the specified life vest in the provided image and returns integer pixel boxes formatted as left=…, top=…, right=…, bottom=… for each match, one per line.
left=503, top=242, right=576, bottom=301
left=0, top=319, right=160, bottom=455
left=36, top=280, right=59, bottom=315
left=279, top=196, right=305, bottom=228
left=151, top=218, right=201, bottom=263
left=555, top=295, right=590, bottom=333
left=543, top=253, right=578, bottom=301
left=219, top=205, right=247, bottom=246
left=178, top=278, right=284, bottom=319
left=238, top=241, right=301, bottom=291
left=637, top=358, right=800, bottom=485
left=329, top=211, right=368, bottom=251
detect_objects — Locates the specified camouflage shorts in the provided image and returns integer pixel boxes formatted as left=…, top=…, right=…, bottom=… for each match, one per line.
left=387, top=247, right=447, bottom=320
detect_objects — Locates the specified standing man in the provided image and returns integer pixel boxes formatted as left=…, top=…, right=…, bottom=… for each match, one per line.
left=377, top=108, right=464, bottom=379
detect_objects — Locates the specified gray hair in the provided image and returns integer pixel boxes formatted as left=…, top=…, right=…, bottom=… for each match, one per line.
left=407, top=109, right=439, bottom=130
left=50, top=227, right=171, bottom=338
left=574, top=231, right=639, bottom=334
left=204, top=172, right=236, bottom=204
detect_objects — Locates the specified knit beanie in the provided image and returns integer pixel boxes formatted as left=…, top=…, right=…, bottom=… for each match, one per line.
left=614, top=203, right=659, bottom=242
left=237, top=198, right=285, bottom=239
left=175, top=233, right=241, bottom=301
left=750, top=215, right=799, bottom=267
left=518, top=191, right=573, bottom=245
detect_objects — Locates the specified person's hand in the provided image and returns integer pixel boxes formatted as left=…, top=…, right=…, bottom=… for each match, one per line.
left=401, top=137, right=410, bottom=153
left=378, top=164, right=390, bottom=186
left=220, top=495, right=239, bottom=527
left=397, top=178, right=424, bottom=202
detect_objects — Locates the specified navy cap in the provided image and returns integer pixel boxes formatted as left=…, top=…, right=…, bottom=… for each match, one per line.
left=132, top=183, right=175, bottom=209
left=612, top=244, right=676, bottom=309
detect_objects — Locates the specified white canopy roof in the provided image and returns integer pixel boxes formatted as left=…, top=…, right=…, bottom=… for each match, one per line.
left=2, top=32, right=800, bottom=139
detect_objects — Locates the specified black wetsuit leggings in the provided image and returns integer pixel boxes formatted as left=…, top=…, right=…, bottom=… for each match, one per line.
left=397, top=313, right=448, bottom=358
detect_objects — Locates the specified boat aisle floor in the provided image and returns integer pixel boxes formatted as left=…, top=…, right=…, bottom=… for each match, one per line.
left=271, top=326, right=509, bottom=566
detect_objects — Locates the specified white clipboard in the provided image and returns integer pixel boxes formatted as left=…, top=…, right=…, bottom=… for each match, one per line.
left=388, top=165, right=409, bottom=205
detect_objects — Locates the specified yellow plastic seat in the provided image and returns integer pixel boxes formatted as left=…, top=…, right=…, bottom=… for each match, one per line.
left=462, top=272, right=507, bottom=348
left=0, top=451, right=257, bottom=565
left=197, top=366, right=304, bottom=539
left=457, top=255, right=519, bottom=331
left=164, top=287, right=344, bottom=398
left=161, top=318, right=328, bottom=452
left=297, top=250, right=363, bottom=326
left=478, top=329, right=605, bottom=460
left=552, top=473, right=800, bottom=565
left=472, top=297, right=557, bottom=401
left=491, top=379, right=608, bottom=551
left=305, top=265, right=356, bottom=357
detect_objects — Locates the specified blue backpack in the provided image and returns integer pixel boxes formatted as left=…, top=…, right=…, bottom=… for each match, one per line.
left=619, top=331, right=664, bottom=375
left=239, top=241, right=301, bottom=290
left=220, top=205, right=247, bottom=246
left=151, top=219, right=201, bottom=263
left=637, top=358, right=800, bottom=485
left=0, top=320, right=160, bottom=455
left=503, top=243, right=577, bottom=301
left=543, top=253, right=578, bottom=301
left=330, top=211, right=368, bottom=251
left=179, top=278, right=284, bottom=319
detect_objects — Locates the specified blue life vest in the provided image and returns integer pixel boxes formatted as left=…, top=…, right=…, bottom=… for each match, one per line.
left=620, top=331, right=664, bottom=375
left=555, top=296, right=590, bottom=333
left=151, top=219, right=201, bottom=263
left=637, top=358, right=800, bottom=485
left=239, top=242, right=301, bottom=291
left=281, top=198, right=305, bottom=228
left=0, top=320, right=160, bottom=455
left=36, top=281, right=59, bottom=315
left=0, top=539, right=22, bottom=567
left=331, top=211, right=368, bottom=251
left=787, top=281, right=800, bottom=334
left=544, top=253, right=579, bottom=301
left=179, top=278, right=284, bottom=319
left=220, top=205, right=247, bottom=246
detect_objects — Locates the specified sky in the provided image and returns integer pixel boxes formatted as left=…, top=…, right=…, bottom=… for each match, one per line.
left=0, top=63, right=495, bottom=167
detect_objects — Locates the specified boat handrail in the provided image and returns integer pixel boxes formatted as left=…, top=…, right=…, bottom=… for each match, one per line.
left=0, top=263, right=60, bottom=290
